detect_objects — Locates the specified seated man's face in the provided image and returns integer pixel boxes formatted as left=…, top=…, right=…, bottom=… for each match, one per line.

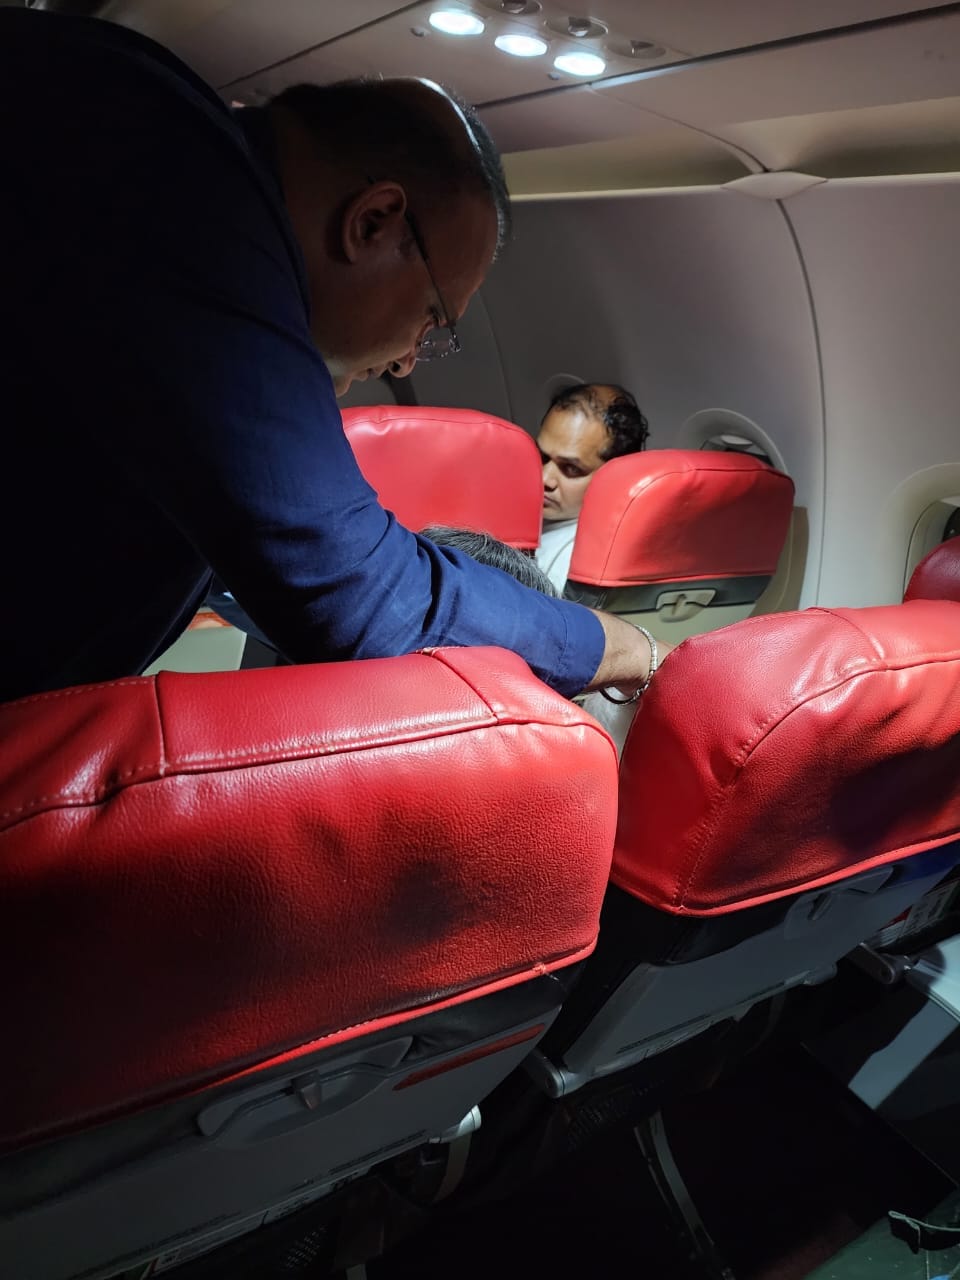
left=537, top=405, right=610, bottom=523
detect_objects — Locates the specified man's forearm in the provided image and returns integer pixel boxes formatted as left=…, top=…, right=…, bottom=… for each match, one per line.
left=581, top=610, right=673, bottom=694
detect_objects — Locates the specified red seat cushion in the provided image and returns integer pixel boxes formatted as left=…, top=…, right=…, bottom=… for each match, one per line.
left=569, top=450, right=794, bottom=587
left=613, top=601, right=960, bottom=915
left=342, top=406, right=542, bottom=549
left=0, top=649, right=617, bottom=1146
left=904, top=536, right=960, bottom=603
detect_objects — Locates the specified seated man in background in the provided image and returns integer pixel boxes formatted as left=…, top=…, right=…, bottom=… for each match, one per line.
left=536, top=383, right=650, bottom=593
left=425, top=524, right=645, bottom=757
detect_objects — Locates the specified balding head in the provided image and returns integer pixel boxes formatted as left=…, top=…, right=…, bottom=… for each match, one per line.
left=537, top=382, right=649, bottom=523
left=268, top=77, right=510, bottom=256
left=544, top=383, right=650, bottom=460
left=589, top=383, right=628, bottom=412
left=262, top=76, right=508, bottom=396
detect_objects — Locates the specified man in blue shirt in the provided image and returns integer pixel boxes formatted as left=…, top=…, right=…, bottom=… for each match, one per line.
left=0, top=8, right=660, bottom=705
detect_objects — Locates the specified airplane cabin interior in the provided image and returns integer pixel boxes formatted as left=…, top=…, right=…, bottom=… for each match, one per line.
left=3, top=1, right=960, bottom=1277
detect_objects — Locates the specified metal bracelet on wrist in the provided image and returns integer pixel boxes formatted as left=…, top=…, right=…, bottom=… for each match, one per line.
left=598, top=625, right=659, bottom=705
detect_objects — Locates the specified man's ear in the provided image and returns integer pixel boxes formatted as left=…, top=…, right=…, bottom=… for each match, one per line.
left=341, top=181, right=407, bottom=264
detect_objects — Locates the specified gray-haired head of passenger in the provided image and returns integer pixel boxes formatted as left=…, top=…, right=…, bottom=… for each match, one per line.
left=422, top=525, right=560, bottom=598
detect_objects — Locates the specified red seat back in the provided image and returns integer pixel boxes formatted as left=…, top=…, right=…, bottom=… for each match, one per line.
left=904, top=535, right=960, bottom=603
left=615, top=600, right=960, bottom=914
left=530, top=599, right=960, bottom=1096
left=342, top=405, right=542, bottom=548
left=569, top=449, right=794, bottom=590
left=0, top=650, right=617, bottom=1149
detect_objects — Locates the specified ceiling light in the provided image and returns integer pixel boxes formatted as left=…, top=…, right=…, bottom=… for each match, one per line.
left=495, top=33, right=548, bottom=56
left=428, top=10, right=485, bottom=35
left=545, top=14, right=606, bottom=39
left=553, top=50, right=605, bottom=76
left=605, top=36, right=666, bottom=59
left=480, top=0, right=541, bottom=12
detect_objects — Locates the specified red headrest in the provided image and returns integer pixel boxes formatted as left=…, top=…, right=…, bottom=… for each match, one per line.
left=614, top=600, right=960, bottom=915
left=904, top=536, right=960, bottom=603
left=569, top=450, right=795, bottom=587
left=0, top=651, right=617, bottom=1147
left=342, top=405, right=542, bottom=549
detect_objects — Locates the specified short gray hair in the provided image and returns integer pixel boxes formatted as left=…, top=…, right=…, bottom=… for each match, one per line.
left=423, top=525, right=558, bottom=597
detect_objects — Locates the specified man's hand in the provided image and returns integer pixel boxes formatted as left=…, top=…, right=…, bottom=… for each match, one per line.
left=581, top=610, right=674, bottom=696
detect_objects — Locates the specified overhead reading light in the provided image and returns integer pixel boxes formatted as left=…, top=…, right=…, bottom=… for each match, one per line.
left=480, top=0, right=541, bottom=12
left=428, top=10, right=485, bottom=35
left=606, top=34, right=666, bottom=60
left=629, top=39, right=664, bottom=57
left=495, top=33, right=548, bottom=56
left=553, top=50, right=605, bottom=75
left=545, top=13, right=606, bottom=39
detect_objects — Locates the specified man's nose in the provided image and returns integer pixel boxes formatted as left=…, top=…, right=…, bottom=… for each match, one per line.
left=542, top=462, right=558, bottom=490
left=389, top=350, right=418, bottom=379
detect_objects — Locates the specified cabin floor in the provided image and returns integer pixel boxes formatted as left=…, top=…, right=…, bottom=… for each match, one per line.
left=371, top=1038, right=955, bottom=1280
left=154, top=975, right=958, bottom=1280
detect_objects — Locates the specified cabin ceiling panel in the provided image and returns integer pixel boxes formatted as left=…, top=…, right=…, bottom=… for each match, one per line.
left=87, top=1, right=406, bottom=90
left=104, top=0, right=960, bottom=95
left=218, top=2, right=667, bottom=102
left=45, top=0, right=960, bottom=169
left=597, top=10, right=960, bottom=131
left=589, top=0, right=958, bottom=58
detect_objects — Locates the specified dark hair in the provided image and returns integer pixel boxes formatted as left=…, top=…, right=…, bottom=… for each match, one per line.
left=269, top=79, right=511, bottom=254
left=546, top=383, right=650, bottom=460
left=423, top=525, right=559, bottom=597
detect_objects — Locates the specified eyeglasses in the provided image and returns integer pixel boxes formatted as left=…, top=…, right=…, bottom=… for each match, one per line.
left=364, top=176, right=463, bottom=362
left=402, top=208, right=462, bottom=362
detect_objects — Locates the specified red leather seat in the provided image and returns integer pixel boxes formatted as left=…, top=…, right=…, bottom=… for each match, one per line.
left=342, top=405, right=542, bottom=549
left=904, top=534, right=960, bottom=602
left=0, top=650, right=617, bottom=1278
left=148, top=406, right=542, bottom=679
left=527, top=600, right=960, bottom=1096
left=565, top=450, right=795, bottom=640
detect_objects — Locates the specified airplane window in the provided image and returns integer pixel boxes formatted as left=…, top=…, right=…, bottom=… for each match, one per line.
left=904, top=496, right=960, bottom=590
